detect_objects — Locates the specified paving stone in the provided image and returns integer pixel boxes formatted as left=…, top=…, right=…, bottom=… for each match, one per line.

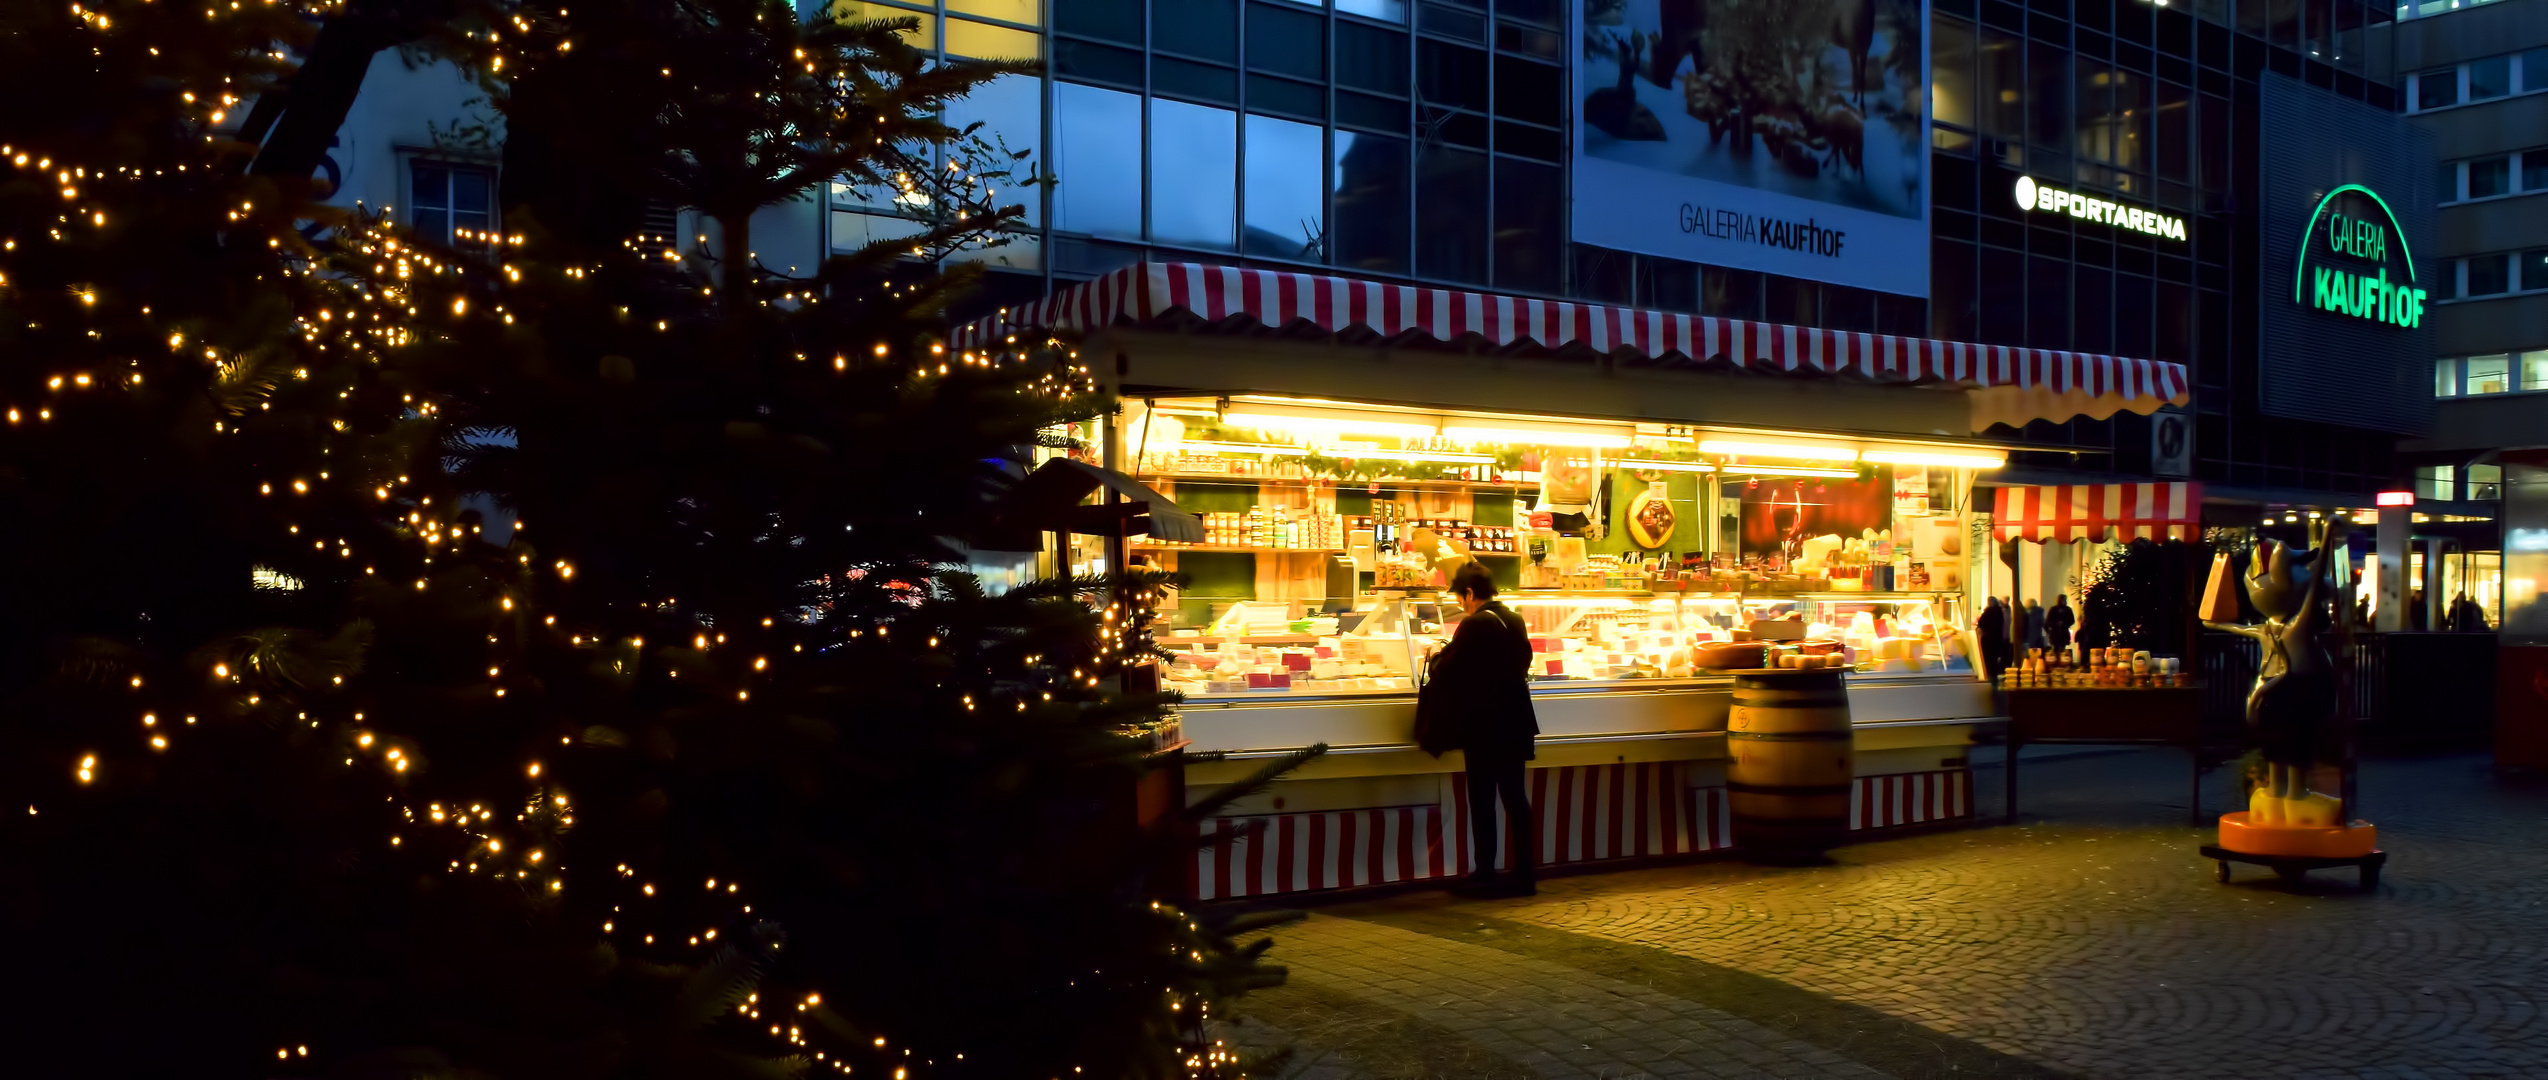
left=1239, top=750, right=2548, bottom=1079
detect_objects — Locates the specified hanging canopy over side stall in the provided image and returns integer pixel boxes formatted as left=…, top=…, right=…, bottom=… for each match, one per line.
left=1993, top=483, right=2204, bottom=543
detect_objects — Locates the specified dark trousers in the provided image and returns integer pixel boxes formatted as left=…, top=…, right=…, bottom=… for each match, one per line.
left=1465, top=753, right=1534, bottom=882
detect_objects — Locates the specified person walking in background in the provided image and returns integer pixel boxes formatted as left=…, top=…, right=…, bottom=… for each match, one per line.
left=2045, top=594, right=2076, bottom=652
left=2022, top=598, right=2048, bottom=652
left=1977, top=597, right=2011, bottom=677
left=1415, top=564, right=1540, bottom=897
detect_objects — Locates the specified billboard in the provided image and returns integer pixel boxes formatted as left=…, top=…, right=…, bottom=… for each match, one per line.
left=2256, top=73, right=2434, bottom=435
left=1573, top=0, right=1930, bottom=297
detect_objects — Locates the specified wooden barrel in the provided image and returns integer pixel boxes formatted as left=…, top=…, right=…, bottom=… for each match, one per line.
left=1726, top=668, right=1855, bottom=857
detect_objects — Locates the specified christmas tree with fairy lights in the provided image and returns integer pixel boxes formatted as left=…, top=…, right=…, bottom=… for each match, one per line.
left=0, top=0, right=1307, bottom=1075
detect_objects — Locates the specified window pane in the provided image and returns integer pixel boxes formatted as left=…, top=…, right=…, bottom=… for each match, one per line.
left=837, top=2, right=935, bottom=48
left=1338, top=90, right=1404, bottom=130
left=2437, top=161, right=2460, bottom=202
left=412, top=164, right=450, bottom=210
left=1981, top=30, right=2024, bottom=142
left=2029, top=40, right=2068, bottom=149
left=1493, top=56, right=1560, bottom=126
left=946, top=18, right=1039, bottom=60
left=2468, top=354, right=2512, bottom=394
left=1414, top=144, right=1486, bottom=283
left=2524, top=151, right=2548, bottom=192
left=1155, top=56, right=1240, bottom=104
left=1418, top=1, right=1484, bottom=40
left=1243, top=113, right=1323, bottom=259
left=2468, top=55, right=2511, bottom=99
left=1418, top=38, right=1487, bottom=112
left=2471, top=464, right=2503, bottom=500
left=1336, top=0, right=1406, bottom=21
left=2522, top=249, right=2548, bottom=292
left=1052, top=82, right=1143, bottom=240
left=2468, top=254, right=2510, bottom=295
left=2112, top=70, right=2150, bottom=174
left=2419, top=464, right=2456, bottom=500
left=1337, top=21, right=1407, bottom=95
left=450, top=170, right=490, bottom=214
left=1492, top=157, right=1559, bottom=294
left=1053, top=0, right=1138, bottom=43
left=2156, top=81, right=2192, bottom=181
left=2470, top=157, right=2511, bottom=198
left=2436, top=357, right=2460, bottom=397
left=1495, top=21, right=1559, bottom=59
left=1156, top=0, right=1236, bottom=61
left=2418, top=68, right=2457, bottom=109
left=945, top=73, right=1042, bottom=227
left=2076, top=61, right=2114, bottom=163
left=1247, top=2, right=1325, bottom=79
left=950, top=0, right=1038, bottom=25
left=2199, top=94, right=2229, bottom=197
left=1332, top=130, right=1409, bottom=272
left=2527, top=47, right=2548, bottom=92
left=1248, top=74, right=1326, bottom=120
left=1055, top=39, right=1143, bottom=86
left=1932, top=17, right=1975, bottom=130
left=413, top=207, right=451, bottom=246
left=2523, top=350, right=2548, bottom=391
left=1149, top=99, right=1238, bottom=249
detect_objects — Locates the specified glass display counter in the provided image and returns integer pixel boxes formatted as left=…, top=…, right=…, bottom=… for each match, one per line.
left=1158, top=588, right=1976, bottom=700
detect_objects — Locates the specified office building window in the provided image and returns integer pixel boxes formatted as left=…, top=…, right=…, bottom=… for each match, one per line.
left=2469, top=156, right=2512, bottom=198
left=2466, top=254, right=2511, bottom=296
left=1981, top=30, right=2023, bottom=150
left=1414, top=144, right=1487, bottom=284
left=1242, top=114, right=1324, bottom=260
left=2522, top=250, right=2548, bottom=292
left=1149, top=98, right=1239, bottom=250
left=1492, top=156, right=1559, bottom=294
left=2525, top=350, right=2548, bottom=391
left=2468, top=55, right=2512, bottom=99
left=1052, top=82, right=1143, bottom=241
left=1331, top=130, right=1409, bottom=273
left=409, top=161, right=493, bottom=248
left=944, top=72, right=1042, bottom=227
left=2435, top=357, right=2460, bottom=397
left=2466, top=354, right=2512, bottom=395
left=1335, top=0, right=1406, bottom=21
left=2523, top=149, right=2548, bottom=192
left=2416, top=464, right=2457, bottom=501
left=2471, top=464, right=2504, bottom=500
left=1932, top=16, right=1975, bottom=139
left=2528, top=47, right=2548, bottom=91
left=2417, top=68, right=2457, bottom=110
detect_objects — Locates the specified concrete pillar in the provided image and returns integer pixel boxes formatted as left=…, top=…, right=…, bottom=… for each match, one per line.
left=2423, top=537, right=2448, bottom=630
left=2375, top=508, right=2407, bottom=631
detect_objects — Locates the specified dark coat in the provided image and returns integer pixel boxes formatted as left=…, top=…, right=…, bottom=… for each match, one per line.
left=1415, top=600, right=1539, bottom=762
left=2044, top=601, right=2075, bottom=649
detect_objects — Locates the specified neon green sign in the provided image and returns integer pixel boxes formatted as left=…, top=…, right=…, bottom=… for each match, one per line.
left=2295, top=184, right=2423, bottom=329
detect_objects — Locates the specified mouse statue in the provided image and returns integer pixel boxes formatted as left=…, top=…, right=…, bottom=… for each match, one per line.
left=2202, top=530, right=2344, bottom=828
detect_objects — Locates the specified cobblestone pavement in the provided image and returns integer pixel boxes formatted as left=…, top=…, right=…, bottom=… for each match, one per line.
left=1225, top=749, right=2548, bottom=1080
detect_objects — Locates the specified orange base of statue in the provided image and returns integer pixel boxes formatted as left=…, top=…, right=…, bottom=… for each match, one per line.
left=2216, top=812, right=2378, bottom=858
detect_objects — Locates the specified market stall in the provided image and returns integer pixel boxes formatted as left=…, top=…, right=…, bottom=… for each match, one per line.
left=1989, top=482, right=2210, bottom=822
left=958, top=262, right=2192, bottom=900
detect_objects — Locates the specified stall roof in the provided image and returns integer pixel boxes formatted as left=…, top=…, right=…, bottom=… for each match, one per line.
left=951, top=262, right=2191, bottom=430
left=1994, top=482, right=2203, bottom=542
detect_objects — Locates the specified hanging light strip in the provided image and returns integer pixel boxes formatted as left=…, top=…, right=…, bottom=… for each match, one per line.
left=1718, top=465, right=1861, bottom=479
left=1613, top=459, right=1719, bottom=473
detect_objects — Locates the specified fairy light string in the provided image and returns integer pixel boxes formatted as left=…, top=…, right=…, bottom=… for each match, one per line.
left=6, top=0, right=1260, bottom=1074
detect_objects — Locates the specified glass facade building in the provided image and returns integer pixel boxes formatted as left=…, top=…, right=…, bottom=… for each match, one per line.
left=830, top=0, right=2429, bottom=503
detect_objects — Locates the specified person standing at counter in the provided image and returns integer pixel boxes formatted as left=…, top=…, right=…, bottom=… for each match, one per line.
left=1416, top=564, right=1540, bottom=897
left=2045, top=594, right=2076, bottom=652
left=1977, top=597, right=2011, bottom=677
left=2021, top=598, right=2047, bottom=652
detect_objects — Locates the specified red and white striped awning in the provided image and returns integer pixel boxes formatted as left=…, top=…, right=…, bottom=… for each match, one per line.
left=1993, top=483, right=2204, bottom=542
left=951, top=262, right=2191, bottom=427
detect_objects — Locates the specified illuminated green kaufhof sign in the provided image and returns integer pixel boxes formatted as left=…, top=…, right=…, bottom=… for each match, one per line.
left=2295, top=184, right=2423, bottom=329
